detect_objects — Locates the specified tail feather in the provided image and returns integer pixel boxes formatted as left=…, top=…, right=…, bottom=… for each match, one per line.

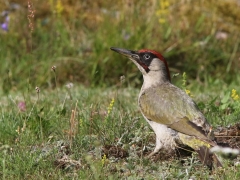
left=212, top=153, right=223, bottom=168
left=197, top=146, right=223, bottom=169
left=178, top=133, right=223, bottom=169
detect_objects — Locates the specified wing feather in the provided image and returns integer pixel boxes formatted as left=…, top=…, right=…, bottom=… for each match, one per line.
left=139, top=83, right=210, bottom=139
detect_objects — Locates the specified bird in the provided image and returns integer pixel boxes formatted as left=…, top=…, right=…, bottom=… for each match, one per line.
left=110, top=47, right=222, bottom=168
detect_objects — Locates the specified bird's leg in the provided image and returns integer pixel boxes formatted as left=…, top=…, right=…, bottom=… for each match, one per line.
left=147, top=137, right=163, bottom=157
left=145, top=120, right=175, bottom=158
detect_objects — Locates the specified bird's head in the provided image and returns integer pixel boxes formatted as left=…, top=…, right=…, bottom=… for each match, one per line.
left=110, top=47, right=171, bottom=85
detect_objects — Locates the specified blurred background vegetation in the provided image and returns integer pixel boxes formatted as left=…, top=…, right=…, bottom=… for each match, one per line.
left=0, top=0, right=240, bottom=93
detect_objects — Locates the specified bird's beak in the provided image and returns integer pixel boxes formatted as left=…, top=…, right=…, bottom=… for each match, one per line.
left=110, top=47, right=139, bottom=61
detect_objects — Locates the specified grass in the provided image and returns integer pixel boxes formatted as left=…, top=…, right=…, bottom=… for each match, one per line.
left=1, top=0, right=240, bottom=179
left=1, top=83, right=240, bottom=179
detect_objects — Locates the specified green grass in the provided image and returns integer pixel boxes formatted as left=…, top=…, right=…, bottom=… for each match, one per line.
left=1, top=0, right=240, bottom=179
left=1, top=83, right=240, bottom=179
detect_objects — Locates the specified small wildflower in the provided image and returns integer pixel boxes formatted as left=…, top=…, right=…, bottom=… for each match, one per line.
left=56, top=0, right=64, bottom=15
left=66, top=83, right=74, bottom=89
left=27, top=0, right=35, bottom=32
left=35, top=86, right=40, bottom=93
left=18, top=101, right=26, bottom=112
left=107, top=98, right=115, bottom=115
left=185, top=89, right=191, bottom=96
left=215, top=31, right=228, bottom=40
left=156, top=9, right=168, bottom=15
left=182, top=72, right=193, bottom=96
left=120, top=75, right=125, bottom=83
left=16, top=126, right=20, bottom=135
left=164, top=0, right=170, bottom=7
left=156, top=0, right=170, bottom=24
left=101, top=154, right=107, bottom=167
left=231, top=89, right=239, bottom=101
left=51, top=65, right=56, bottom=72
left=185, top=89, right=193, bottom=97
left=16, top=122, right=26, bottom=135
left=158, top=18, right=166, bottom=24
left=1, top=11, right=9, bottom=31
left=1, top=22, right=8, bottom=31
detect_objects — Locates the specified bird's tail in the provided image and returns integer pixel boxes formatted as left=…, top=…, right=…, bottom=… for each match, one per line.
left=178, top=133, right=223, bottom=169
left=197, top=146, right=223, bottom=169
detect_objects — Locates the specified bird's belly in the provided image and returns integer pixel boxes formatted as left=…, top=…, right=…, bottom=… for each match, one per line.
left=146, top=119, right=177, bottom=149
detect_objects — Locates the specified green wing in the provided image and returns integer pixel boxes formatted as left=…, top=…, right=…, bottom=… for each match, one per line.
left=139, top=83, right=210, bottom=141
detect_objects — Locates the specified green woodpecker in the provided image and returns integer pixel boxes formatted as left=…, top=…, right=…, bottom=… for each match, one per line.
left=110, top=47, right=222, bottom=168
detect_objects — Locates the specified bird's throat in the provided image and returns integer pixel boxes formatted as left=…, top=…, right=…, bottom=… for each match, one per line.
left=142, top=71, right=170, bottom=90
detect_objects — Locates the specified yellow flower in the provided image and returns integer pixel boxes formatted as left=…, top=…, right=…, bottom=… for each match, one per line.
left=56, top=0, right=63, bottom=15
left=156, top=9, right=168, bottom=15
left=185, top=89, right=191, bottom=95
left=156, top=0, right=170, bottom=24
left=231, top=89, right=239, bottom=101
left=234, top=95, right=239, bottom=101
left=185, top=89, right=193, bottom=97
left=107, top=98, right=115, bottom=115
left=164, top=1, right=170, bottom=8
left=159, top=18, right=166, bottom=24
left=101, top=154, right=107, bottom=167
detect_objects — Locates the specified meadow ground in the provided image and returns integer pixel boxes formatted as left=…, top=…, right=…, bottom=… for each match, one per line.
left=1, top=83, right=240, bottom=179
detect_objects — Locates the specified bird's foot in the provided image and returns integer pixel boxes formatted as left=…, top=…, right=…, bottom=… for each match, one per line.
left=147, top=151, right=157, bottom=158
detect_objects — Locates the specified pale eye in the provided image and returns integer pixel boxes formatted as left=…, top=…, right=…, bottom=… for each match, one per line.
left=144, top=54, right=150, bottom=60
